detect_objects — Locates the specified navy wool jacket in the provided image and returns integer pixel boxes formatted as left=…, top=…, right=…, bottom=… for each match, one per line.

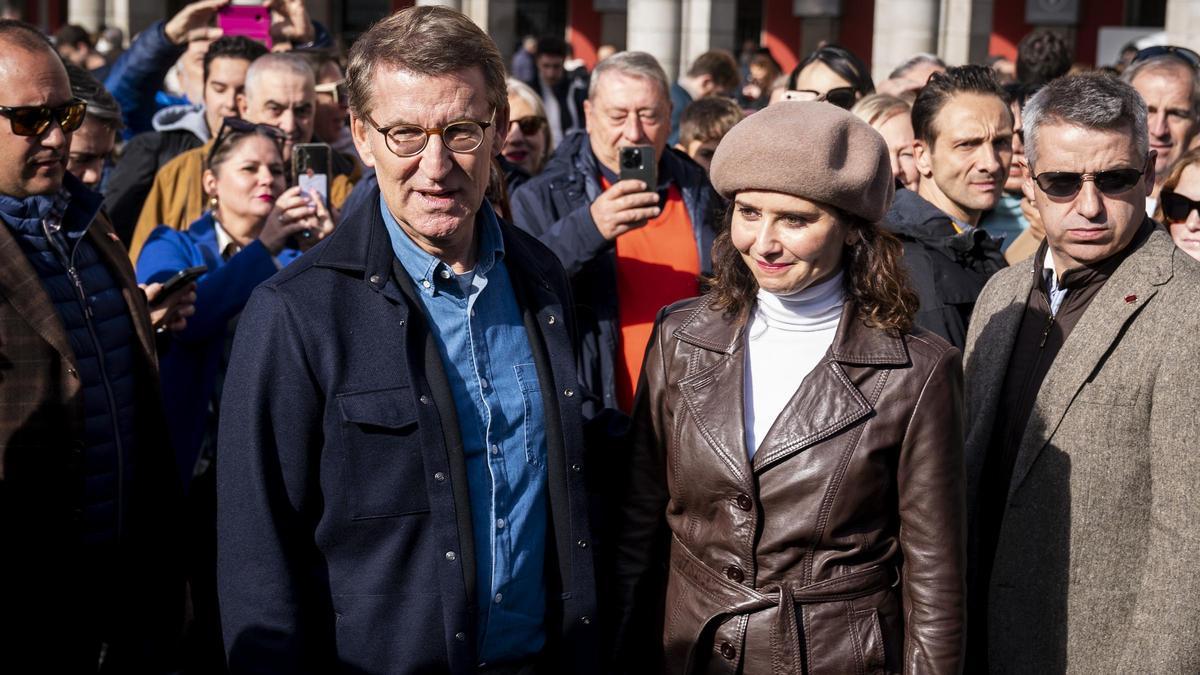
left=216, top=186, right=601, bottom=674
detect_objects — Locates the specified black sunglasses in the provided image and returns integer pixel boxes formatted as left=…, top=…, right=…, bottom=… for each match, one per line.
left=788, top=86, right=857, bottom=110
left=1132, top=45, right=1200, bottom=69
left=0, top=97, right=87, bottom=136
left=1160, top=191, right=1200, bottom=223
left=509, top=116, right=547, bottom=136
left=207, top=117, right=287, bottom=165
left=1033, top=167, right=1145, bottom=198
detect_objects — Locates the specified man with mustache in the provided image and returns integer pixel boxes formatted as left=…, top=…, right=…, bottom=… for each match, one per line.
left=127, top=52, right=358, bottom=261
left=882, top=64, right=1011, bottom=349
left=964, top=71, right=1200, bottom=672
left=0, top=19, right=190, bottom=672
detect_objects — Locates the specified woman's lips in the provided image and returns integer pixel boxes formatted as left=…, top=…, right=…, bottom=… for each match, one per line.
left=504, top=149, right=529, bottom=163
left=755, top=259, right=793, bottom=273
left=256, top=194, right=276, bottom=203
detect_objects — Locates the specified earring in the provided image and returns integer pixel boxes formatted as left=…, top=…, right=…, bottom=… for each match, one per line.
left=209, top=196, right=218, bottom=210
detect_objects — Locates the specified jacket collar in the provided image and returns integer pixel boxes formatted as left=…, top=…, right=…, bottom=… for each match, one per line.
left=674, top=295, right=910, bottom=368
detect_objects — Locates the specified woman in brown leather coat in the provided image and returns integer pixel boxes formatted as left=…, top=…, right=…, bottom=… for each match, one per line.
left=612, top=101, right=965, bottom=674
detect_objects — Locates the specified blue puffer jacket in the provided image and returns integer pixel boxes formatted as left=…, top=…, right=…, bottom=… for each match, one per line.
left=509, top=132, right=722, bottom=412
left=0, top=175, right=137, bottom=546
left=137, top=212, right=301, bottom=487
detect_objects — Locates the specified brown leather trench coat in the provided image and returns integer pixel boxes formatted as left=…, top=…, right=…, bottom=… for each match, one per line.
left=611, top=297, right=966, bottom=675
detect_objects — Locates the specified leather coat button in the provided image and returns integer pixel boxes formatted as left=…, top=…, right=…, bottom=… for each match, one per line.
left=719, top=641, right=736, bottom=660
left=735, top=493, right=753, bottom=510
left=723, top=565, right=744, bottom=583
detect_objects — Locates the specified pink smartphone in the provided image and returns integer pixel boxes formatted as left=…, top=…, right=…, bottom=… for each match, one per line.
left=217, top=2, right=272, bottom=49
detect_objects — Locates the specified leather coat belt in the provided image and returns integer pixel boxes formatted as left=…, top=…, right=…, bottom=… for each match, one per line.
left=670, top=538, right=896, bottom=674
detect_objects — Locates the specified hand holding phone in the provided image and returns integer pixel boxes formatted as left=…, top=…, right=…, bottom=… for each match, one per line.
left=217, top=1, right=272, bottom=48
left=150, top=265, right=208, bottom=307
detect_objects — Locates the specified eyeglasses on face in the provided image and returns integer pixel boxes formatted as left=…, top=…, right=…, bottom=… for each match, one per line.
left=1160, top=191, right=1200, bottom=223
left=1033, top=167, right=1145, bottom=198
left=785, top=87, right=857, bottom=109
left=207, top=117, right=288, bottom=165
left=363, top=109, right=496, bottom=158
left=1132, top=45, right=1200, bottom=69
left=508, top=116, right=547, bottom=136
left=0, top=97, right=87, bottom=136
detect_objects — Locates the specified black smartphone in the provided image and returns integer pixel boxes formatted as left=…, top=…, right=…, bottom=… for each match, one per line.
left=618, top=145, right=656, bottom=189
left=150, top=265, right=207, bottom=307
left=292, top=143, right=332, bottom=210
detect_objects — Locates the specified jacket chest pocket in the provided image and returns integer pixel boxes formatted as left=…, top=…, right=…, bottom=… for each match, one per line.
left=514, top=363, right=547, bottom=469
left=337, top=387, right=431, bottom=520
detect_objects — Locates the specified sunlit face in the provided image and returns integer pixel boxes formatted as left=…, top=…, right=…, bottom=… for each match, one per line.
left=313, top=60, right=347, bottom=145
left=1023, top=122, right=1153, bottom=273
left=584, top=71, right=671, bottom=175
left=351, top=66, right=505, bottom=260
left=203, top=134, right=286, bottom=237
left=66, top=115, right=115, bottom=189
left=730, top=190, right=853, bottom=295
left=793, top=60, right=853, bottom=98
left=203, top=56, right=252, bottom=138
left=501, top=92, right=547, bottom=175
left=239, top=68, right=315, bottom=162
left=1130, top=64, right=1196, bottom=182
left=915, top=92, right=1013, bottom=223
left=0, top=46, right=73, bottom=198
left=1163, top=162, right=1200, bottom=261
left=876, top=111, right=918, bottom=191
left=1004, top=99, right=1026, bottom=194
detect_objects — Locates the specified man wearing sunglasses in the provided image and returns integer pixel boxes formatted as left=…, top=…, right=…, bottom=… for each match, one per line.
left=1122, top=46, right=1200, bottom=213
left=963, top=73, right=1200, bottom=672
left=0, top=20, right=186, bottom=672
left=216, top=7, right=601, bottom=673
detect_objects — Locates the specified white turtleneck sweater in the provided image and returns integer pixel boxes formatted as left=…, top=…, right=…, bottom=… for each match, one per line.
left=743, top=271, right=846, bottom=458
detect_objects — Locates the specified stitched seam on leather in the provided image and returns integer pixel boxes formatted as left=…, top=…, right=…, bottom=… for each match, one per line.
left=754, top=362, right=872, bottom=467
left=847, top=603, right=867, bottom=675
left=679, top=355, right=747, bottom=483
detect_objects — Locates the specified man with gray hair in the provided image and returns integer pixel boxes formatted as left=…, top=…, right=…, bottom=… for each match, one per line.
left=126, top=51, right=357, bottom=261
left=511, top=50, right=720, bottom=413
left=1122, top=47, right=1200, bottom=209
left=963, top=72, right=1200, bottom=672
left=216, top=6, right=601, bottom=673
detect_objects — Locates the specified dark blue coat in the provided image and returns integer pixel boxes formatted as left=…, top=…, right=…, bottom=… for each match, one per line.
left=216, top=188, right=601, bottom=674
left=136, top=212, right=300, bottom=487
left=509, top=132, right=722, bottom=411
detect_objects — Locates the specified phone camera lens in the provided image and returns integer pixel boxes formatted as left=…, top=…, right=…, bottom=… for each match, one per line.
left=621, top=151, right=641, bottom=170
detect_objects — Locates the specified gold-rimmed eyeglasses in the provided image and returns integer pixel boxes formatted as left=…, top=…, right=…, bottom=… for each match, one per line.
left=363, top=109, right=496, bottom=158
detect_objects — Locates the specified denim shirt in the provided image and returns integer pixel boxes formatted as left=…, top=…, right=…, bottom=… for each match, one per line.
left=382, top=198, right=548, bottom=666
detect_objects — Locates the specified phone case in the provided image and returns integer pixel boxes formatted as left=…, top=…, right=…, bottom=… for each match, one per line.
left=217, top=6, right=272, bottom=49
left=619, top=146, right=657, bottom=189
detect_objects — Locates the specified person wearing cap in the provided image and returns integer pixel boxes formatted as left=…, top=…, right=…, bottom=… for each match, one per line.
left=610, top=101, right=966, bottom=674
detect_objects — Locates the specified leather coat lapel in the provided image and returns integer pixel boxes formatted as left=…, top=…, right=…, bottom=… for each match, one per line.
left=1008, top=229, right=1174, bottom=497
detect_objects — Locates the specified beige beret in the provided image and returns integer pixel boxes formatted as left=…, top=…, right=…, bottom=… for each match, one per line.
left=709, top=101, right=895, bottom=223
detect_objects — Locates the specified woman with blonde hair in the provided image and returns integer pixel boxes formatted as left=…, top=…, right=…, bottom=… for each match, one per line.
left=853, top=93, right=919, bottom=191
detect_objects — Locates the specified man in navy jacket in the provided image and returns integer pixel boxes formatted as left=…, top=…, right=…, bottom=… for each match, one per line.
left=216, top=7, right=600, bottom=674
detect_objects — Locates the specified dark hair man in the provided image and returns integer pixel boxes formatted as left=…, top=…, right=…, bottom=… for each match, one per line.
left=883, top=64, right=1011, bottom=348
left=523, top=34, right=587, bottom=146
left=1122, top=49, right=1200, bottom=204
left=64, top=62, right=122, bottom=190
left=216, top=7, right=601, bottom=672
left=55, top=23, right=109, bottom=76
left=0, top=20, right=189, bottom=672
left=1016, top=29, right=1072, bottom=87
left=964, top=72, right=1200, bottom=672
left=511, top=51, right=721, bottom=412
left=104, top=35, right=268, bottom=244
left=668, top=49, right=739, bottom=145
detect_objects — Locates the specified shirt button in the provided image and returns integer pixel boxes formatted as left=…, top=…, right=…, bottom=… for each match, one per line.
left=445, top=551, right=457, bottom=562
left=571, top=463, right=582, bottom=473
left=494, top=593, right=503, bottom=604
left=455, top=631, right=466, bottom=642
left=421, top=279, right=431, bottom=289
left=369, top=274, right=382, bottom=284
left=480, top=377, right=490, bottom=389
left=724, top=565, right=744, bottom=583
left=577, top=540, right=588, bottom=549
left=719, top=641, right=736, bottom=660
left=496, top=518, right=506, bottom=529
left=439, top=269, right=452, bottom=279
left=563, top=388, right=574, bottom=398
left=735, top=494, right=753, bottom=511
left=433, top=472, right=446, bottom=482
left=490, top=444, right=500, bottom=456
left=470, top=308, right=476, bottom=317
left=579, top=616, right=591, bottom=625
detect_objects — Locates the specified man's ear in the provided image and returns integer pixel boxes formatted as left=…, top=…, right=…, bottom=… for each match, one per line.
left=583, top=99, right=593, bottom=133
left=493, top=102, right=510, bottom=149
left=349, top=113, right=377, bottom=169
left=1022, top=171, right=1037, bottom=202
left=913, top=139, right=934, bottom=179
left=236, top=92, right=248, bottom=117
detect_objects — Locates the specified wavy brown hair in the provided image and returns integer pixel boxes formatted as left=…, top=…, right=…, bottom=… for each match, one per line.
left=709, top=204, right=919, bottom=333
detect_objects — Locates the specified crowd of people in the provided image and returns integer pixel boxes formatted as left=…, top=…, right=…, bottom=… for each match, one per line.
left=0, top=2, right=1198, bottom=674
